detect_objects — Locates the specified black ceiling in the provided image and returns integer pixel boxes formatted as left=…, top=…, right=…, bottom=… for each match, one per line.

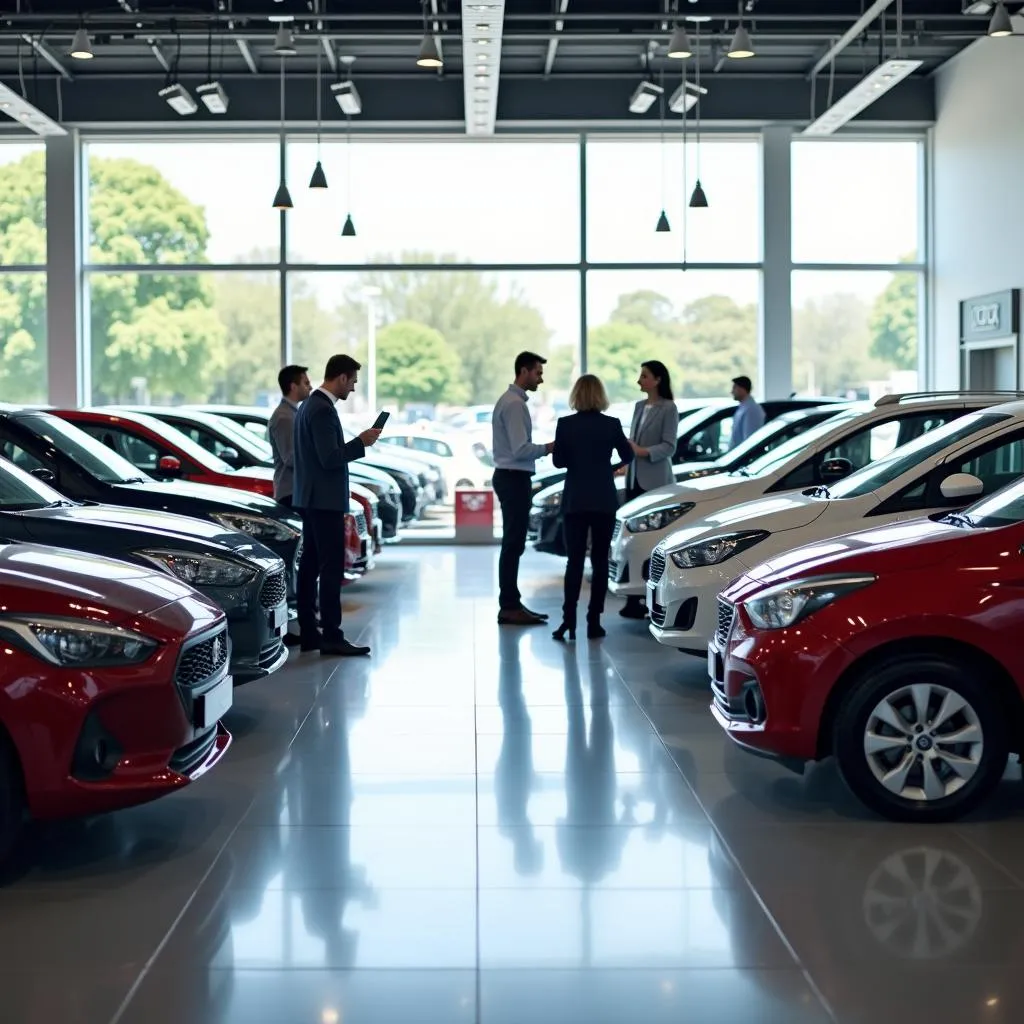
left=0, top=2, right=1010, bottom=129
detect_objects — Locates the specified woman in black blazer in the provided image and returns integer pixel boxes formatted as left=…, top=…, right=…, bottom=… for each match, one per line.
left=551, top=374, right=634, bottom=641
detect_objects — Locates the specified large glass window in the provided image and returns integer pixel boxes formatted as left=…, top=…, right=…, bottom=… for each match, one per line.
left=85, top=141, right=280, bottom=264
left=286, top=139, right=581, bottom=265
left=289, top=269, right=579, bottom=437
left=792, top=270, right=921, bottom=399
left=87, top=271, right=279, bottom=406
left=585, top=138, right=761, bottom=264
left=0, top=273, right=46, bottom=403
left=585, top=270, right=760, bottom=402
left=791, top=139, right=921, bottom=264
left=0, top=143, right=45, bottom=264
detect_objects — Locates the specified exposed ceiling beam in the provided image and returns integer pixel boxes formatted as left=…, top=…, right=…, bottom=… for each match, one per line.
left=236, top=38, right=258, bottom=75
left=321, top=36, right=338, bottom=74
left=461, top=0, right=505, bottom=136
left=809, top=0, right=898, bottom=77
left=544, top=0, right=571, bottom=79
left=148, top=41, right=171, bottom=74
left=19, top=34, right=73, bottom=82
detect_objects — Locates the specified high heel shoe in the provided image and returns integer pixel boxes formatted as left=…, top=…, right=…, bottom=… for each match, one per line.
left=552, top=621, right=576, bottom=642
left=587, top=617, right=606, bottom=640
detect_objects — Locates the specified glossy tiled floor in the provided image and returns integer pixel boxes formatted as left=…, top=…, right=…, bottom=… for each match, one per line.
left=6, top=547, right=1024, bottom=1023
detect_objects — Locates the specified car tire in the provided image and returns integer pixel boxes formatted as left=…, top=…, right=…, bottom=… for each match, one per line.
left=833, top=656, right=1007, bottom=823
left=0, top=731, right=25, bottom=863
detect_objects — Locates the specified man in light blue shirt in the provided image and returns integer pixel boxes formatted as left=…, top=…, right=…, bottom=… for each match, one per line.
left=730, top=375, right=765, bottom=449
left=491, top=351, right=554, bottom=625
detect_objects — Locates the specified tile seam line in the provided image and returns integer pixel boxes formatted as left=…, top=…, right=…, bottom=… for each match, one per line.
left=954, top=825, right=1024, bottom=888
left=601, top=652, right=839, bottom=1024
left=105, top=658, right=346, bottom=1024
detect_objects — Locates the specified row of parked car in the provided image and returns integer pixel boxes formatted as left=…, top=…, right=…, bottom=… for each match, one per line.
left=0, top=400, right=409, bottom=860
left=530, top=390, right=1024, bottom=822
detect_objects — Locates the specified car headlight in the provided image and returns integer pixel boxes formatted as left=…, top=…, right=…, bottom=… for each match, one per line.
left=668, top=530, right=768, bottom=569
left=626, top=502, right=694, bottom=533
left=211, top=511, right=301, bottom=542
left=0, top=616, right=156, bottom=667
left=744, top=574, right=876, bottom=630
left=137, top=549, right=257, bottom=587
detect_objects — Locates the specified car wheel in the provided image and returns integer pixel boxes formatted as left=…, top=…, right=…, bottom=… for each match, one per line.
left=0, top=732, right=25, bottom=863
left=833, top=656, right=1007, bottom=823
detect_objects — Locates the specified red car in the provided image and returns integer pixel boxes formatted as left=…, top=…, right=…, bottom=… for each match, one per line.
left=54, top=407, right=370, bottom=580
left=709, top=478, right=1024, bottom=823
left=0, top=543, right=232, bottom=858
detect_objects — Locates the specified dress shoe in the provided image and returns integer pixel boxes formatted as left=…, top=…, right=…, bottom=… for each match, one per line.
left=519, top=604, right=549, bottom=621
left=320, top=638, right=371, bottom=657
left=283, top=633, right=303, bottom=648
left=497, top=608, right=545, bottom=626
left=619, top=601, right=649, bottom=620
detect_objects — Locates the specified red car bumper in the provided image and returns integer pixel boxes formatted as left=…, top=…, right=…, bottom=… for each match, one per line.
left=708, top=607, right=855, bottom=767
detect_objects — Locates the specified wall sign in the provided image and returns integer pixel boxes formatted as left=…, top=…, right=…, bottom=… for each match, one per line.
left=960, top=289, right=1020, bottom=344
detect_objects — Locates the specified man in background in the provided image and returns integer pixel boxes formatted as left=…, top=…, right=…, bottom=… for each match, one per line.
left=491, top=351, right=555, bottom=626
left=268, top=364, right=312, bottom=507
left=293, top=354, right=381, bottom=657
left=729, top=374, right=765, bottom=449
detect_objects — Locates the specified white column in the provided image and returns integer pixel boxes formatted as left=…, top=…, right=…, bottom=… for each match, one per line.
left=45, top=130, right=84, bottom=406
left=759, top=125, right=793, bottom=400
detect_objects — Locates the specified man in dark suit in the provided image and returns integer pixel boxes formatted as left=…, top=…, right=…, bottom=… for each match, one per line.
left=293, top=354, right=381, bottom=657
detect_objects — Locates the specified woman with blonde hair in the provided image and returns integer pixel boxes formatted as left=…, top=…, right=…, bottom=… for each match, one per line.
left=550, top=374, right=634, bottom=641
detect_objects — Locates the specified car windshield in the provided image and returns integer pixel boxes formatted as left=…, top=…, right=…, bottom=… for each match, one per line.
left=19, top=413, right=148, bottom=485
left=962, top=477, right=1024, bottom=528
left=739, top=408, right=865, bottom=478
left=124, top=414, right=234, bottom=473
left=0, top=457, right=72, bottom=510
left=201, top=414, right=273, bottom=463
left=715, top=409, right=836, bottom=471
left=828, top=412, right=1007, bottom=499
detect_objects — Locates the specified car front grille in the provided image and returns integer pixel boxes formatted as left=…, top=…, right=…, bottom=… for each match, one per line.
left=259, top=569, right=287, bottom=610
left=716, top=598, right=735, bottom=647
left=649, top=548, right=667, bottom=586
left=612, top=520, right=622, bottom=543
left=354, top=511, right=368, bottom=535
left=176, top=626, right=230, bottom=691
left=258, top=638, right=285, bottom=670
left=650, top=599, right=667, bottom=628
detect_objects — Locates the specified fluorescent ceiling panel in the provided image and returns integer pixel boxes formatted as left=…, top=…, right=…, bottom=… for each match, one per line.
left=461, top=0, right=505, bottom=136
left=0, top=82, right=66, bottom=136
left=803, top=58, right=923, bottom=136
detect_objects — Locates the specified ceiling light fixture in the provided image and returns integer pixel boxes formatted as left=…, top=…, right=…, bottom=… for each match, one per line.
left=197, top=82, right=229, bottom=114
left=656, top=69, right=671, bottom=234
left=0, top=82, right=66, bottom=136
left=272, top=60, right=293, bottom=210
left=689, top=21, right=708, bottom=208
left=274, top=24, right=298, bottom=56
left=463, top=0, right=504, bottom=136
left=159, top=82, right=198, bottom=115
left=417, top=0, right=444, bottom=67
left=726, top=2, right=755, bottom=59
left=988, top=2, right=1014, bottom=35
left=69, top=25, right=94, bottom=60
left=309, top=38, right=328, bottom=189
left=668, top=79, right=706, bottom=114
left=667, top=23, right=692, bottom=59
left=803, top=57, right=923, bottom=135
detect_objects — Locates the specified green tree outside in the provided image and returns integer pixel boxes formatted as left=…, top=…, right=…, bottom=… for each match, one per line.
left=375, top=320, right=467, bottom=406
left=869, top=268, right=918, bottom=371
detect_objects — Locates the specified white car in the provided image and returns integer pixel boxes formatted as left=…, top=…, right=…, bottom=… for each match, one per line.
left=608, top=393, right=1009, bottom=601
left=647, top=399, right=1024, bottom=654
left=379, top=430, right=493, bottom=490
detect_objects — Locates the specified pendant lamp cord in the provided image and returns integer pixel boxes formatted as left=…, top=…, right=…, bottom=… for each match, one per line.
left=315, top=36, right=322, bottom=155
left=681, top=61, right=688, bottom=266
left=279, top=59, right=286, bottom=182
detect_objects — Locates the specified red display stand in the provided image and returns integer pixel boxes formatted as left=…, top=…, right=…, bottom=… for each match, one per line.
left=454, top=488, right=495, bottom=544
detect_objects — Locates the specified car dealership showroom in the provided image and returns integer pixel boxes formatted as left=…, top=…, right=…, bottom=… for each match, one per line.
left=3, top=1, right=1024, bottom=1021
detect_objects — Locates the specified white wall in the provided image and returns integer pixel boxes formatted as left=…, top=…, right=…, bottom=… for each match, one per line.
left=931, top=34, right=1024, bottom=388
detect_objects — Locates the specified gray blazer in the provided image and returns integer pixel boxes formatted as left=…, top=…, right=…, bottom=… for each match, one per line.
left=268, top=398, right=298, bottom=501
left=627, top=398, right=677, bottom=492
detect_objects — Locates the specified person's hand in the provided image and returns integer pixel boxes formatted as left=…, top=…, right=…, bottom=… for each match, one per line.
left=629, top=440, right=649, bottom=458
left=545, top=441, right=555, bottom=453
left=614, top=465, right=628, bottom=477
left=359, top=428, right=382, bottom=447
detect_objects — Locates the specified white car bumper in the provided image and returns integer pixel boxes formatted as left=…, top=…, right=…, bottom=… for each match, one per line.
left=646, top=555, right=752, bottom=654
left=608, top=521, right=669, bottom=597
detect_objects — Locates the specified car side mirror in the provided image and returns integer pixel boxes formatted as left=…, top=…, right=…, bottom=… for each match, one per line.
left=820, top=456, right=854, bottom=482
left=157, top=455, right=182, bottom=477
left=30, top=467, right=55, bottom=484
left=939, top=472, right=984, bottom=502
left=219, top=446, right=241, bottom=467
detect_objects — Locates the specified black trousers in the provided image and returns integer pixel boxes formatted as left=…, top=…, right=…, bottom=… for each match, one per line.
left=298, top=508, right=346, bottom=641
left=492, top=469, right=532, bottom=611
left=562, top=511, right=616, bottom=624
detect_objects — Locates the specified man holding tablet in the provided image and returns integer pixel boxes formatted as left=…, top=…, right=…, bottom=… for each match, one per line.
left=293, top=354, right=382, bottom=657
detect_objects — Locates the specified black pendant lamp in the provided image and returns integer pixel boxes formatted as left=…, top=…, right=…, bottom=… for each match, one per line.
left=309, top=37, right=328, bottom=189
left=341, top=114, right=356, bottom=236
left=688, top=21, right=708, bottom=209
left=272, top=61, right=293, bottom=210
left=655, top=70, right=671, bottom=233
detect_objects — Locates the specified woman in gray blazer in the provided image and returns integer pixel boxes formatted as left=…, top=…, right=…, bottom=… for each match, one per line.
left=621, top=360, right=678, bottom=619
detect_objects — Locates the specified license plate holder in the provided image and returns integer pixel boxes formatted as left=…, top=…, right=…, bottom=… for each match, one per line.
left=194, top=675, right=233, bottom=729
left=269, top=604, right=287, bottom=632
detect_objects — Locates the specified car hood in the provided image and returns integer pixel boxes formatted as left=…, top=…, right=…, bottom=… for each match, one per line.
left=660, top=492, right=829, bottom=552
left=619, top=474, right=747, bottom=519
left=112, top=479, right=296, bottom=519
left=0, top=542, right=222, bottom=629
left=229, top=465, right=274, bottom=483
left=13, top=503, right=281, bottom=568
left=737, top=516, right=969, bottom=596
